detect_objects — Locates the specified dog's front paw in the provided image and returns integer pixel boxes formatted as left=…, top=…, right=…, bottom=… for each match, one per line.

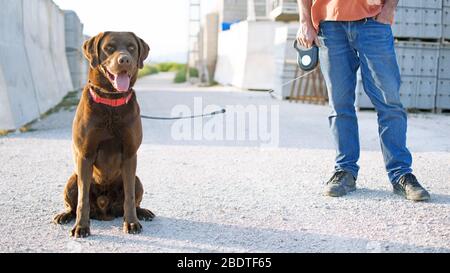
left=137, top=208, right=155, bottom=221
left=123, top=221, right=142, bottom=234
left=71, top=224, right=91, bottom=238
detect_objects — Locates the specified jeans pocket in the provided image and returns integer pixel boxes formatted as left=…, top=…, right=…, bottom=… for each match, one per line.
left=369, top=17, right=390, bottom=26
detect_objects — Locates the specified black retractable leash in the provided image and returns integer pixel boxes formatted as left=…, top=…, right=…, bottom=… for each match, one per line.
left=141, top=109, right=226, bottom=120
left=89, top=82, right=226, bottom=120
left=293, top=40, right=319, bottom=72
left=268, top=40, right=319, bottom=99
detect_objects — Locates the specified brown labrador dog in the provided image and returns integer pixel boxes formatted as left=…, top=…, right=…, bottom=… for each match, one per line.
left=53, top=32, right=154, bottom=237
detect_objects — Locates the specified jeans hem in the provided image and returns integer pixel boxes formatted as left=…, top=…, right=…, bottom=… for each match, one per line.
left=390, top=171, right=413, bottom=185
left=335, top=167, right=358, bottom=180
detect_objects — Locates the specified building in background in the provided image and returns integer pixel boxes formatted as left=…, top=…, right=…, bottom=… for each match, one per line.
left=192, top=0, right=450, bottom=112
left=357, top=0, right=450, bottom=112
left=213, top=0, right=327, bottom=103
left=193, top=0, right=326, bottom=102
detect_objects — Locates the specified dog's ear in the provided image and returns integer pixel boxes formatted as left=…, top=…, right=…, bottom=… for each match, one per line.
left=132, top=33, right=150, bottom=69
left=83, top=32, right=106, bottom=68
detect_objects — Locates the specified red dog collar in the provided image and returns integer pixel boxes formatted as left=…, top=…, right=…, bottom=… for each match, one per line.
left=89, top=88, right=133, bottom=107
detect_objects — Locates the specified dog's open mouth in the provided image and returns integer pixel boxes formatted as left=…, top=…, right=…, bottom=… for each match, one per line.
left=105, top=68, right=131, bottom=92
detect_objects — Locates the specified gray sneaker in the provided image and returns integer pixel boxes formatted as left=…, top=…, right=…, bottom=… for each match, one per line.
left=324, top=171, right=356, bottom=197
left=393, top=173, right=430, bottom=201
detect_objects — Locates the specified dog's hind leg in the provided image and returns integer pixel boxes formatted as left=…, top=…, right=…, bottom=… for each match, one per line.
left=135, top=176, right=155, bottom=221
left=53, top=174, right=78, bottom=224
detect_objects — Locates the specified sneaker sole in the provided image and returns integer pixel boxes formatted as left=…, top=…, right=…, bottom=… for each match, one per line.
left=324, top=186, right=356, bottom=197
left=393, top=189, right=431, bottom=202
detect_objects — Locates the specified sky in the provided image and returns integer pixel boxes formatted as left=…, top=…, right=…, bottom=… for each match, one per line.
left=54, top=0, right=197, bottom=63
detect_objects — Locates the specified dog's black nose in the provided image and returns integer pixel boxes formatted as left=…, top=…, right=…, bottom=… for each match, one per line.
left=118, top=54, right=131, bottom=65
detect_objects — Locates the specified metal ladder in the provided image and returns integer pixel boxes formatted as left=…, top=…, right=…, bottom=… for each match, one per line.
left=186, top=0, right=209, bottom=84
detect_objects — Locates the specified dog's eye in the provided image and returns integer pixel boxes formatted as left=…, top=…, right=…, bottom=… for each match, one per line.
left=105, top=45, right=116, bottom=53
left=128, top=45, right=136, bottom=52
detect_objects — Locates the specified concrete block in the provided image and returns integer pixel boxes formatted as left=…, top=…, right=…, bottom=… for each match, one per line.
left=414, top=77, right=437, bottom=109
left=23, top=0, right=63, bottom=114
left=438, top=44, right=450, bottom=79
left=272, top=23, right=300, bottom=98
left=393, top=7, right=442, bottom=39
left=398, top=0, right=442, bottom=9
left=214, top=26, right=246, bottom=86
left=202, top=13, right=219, bottom=82
left=215, top=21, right=282, bottom=90
left=219, top=0, right=248, bottom=23
left=395, top=41, right=439, bottom=77
left=67, top=48, right=88, bottom=90
left=356, top=77, right=417, bottom=110
left=248, top=0, right=269, bottom=21
left=66, top=51, right=82, bottom=74
left=274, top=23, right=297, bottom=61
left=269, top=0, right=298, bottom=22
left=0, top=0, right=40, bottom=130
left=437, top=45, right=450, bottom=109
left=1, top=0, right=79, bottom=130
left=356, top=72, right=435, bottom=110
left=49, top=3, right=74, bottom=95
left=64, top=11, right=84, bottom=51
left=436, top=79, right=450, bottom=109
left=66, top=50, right=83, bottom=90
left=398, top=77, right=417, bottom=109
left=444, top=7, right=450, bottom=39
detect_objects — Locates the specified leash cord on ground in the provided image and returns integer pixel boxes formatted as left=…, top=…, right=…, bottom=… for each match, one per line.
left=267, top=67, right=318, bottom=99
left=140, top=67, right=316, bottom=120
left=141, top=109, right=226, bottom=120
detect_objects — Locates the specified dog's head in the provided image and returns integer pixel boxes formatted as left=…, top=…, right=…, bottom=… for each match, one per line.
left=83, top=32, right=150, bottom=92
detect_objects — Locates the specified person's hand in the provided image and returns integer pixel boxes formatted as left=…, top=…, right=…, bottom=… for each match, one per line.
left=375, top=4, right=395, bottom=24
left=296, top=22, right=319, bottom=48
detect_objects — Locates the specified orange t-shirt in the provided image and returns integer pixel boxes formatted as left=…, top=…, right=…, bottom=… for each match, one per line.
left=311, top=0, right=384, bottom=30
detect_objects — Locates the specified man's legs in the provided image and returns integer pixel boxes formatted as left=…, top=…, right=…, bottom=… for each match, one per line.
left=353, top=18, right=429, bottom=201
left=318, top=21, right=361, bottom=179
left=353, top=18, right=412, bottom=184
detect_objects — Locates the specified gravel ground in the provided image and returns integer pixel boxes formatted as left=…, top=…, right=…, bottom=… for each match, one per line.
left=0, top=73, right=449, bottom=253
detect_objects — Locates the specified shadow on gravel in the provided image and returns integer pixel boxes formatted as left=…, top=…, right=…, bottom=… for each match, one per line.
left=85, top=217, right=450, bottom=253
left=346, top=188, right=450, bottom=205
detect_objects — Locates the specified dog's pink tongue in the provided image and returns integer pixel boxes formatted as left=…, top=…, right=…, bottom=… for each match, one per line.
left=114, top=73, right=130, bottom=92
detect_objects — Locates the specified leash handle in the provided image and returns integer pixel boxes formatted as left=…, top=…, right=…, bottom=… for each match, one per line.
left=141, top=109, right=226, bottom=120
left=293, top=40, right=319, bottom=72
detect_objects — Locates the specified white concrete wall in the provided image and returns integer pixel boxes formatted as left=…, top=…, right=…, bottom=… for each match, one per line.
left=218, top=0, right=248, bottom=23
left=23, top=0, right=63, bottom=114
left=244, top=21, right=280, bottom=89
left=203, top=13, right=220, bottom=82
left=215, top=23, right=248, bottom=87
left=214, top=21, right=281, bottom=90
left=64, top=11, right=84, bottom=51
left=0, top=0, right=81, bottom=130
left=248, top=0, right=270, bottom=21
left=50, top=4, right=74, bottom=96
left=0, top=0, right=40, bottom=130
left=64, top=11, right=87, bottom=91
left=272, top=23, right=298, bottom=98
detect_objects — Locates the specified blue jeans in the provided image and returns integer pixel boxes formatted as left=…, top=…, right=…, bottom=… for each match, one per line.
left=317, top=18, right=412, bottom=184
